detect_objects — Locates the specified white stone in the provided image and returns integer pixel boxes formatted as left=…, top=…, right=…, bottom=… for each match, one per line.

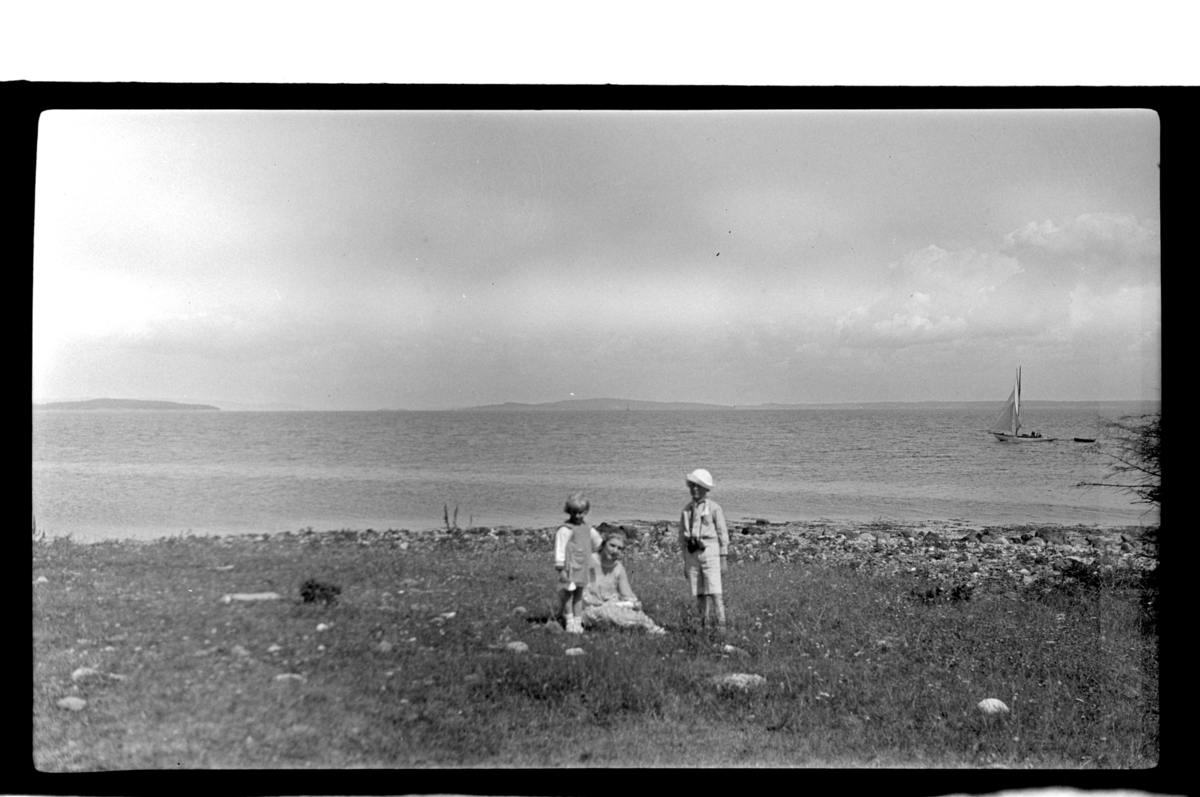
left=711, top=673, right=767, bottom=691
left=57, top=696, right=87, bottom=711
left=71, top=667, right=100, bottom=682
left=565, top=647, right=585, bottom=656
left=977, top=698, right=1010, bottom=715
left=316, top=623, right=330, bottom=631
left=267, top=644, right=283, bottom=653
left=34, top=575, right=49, bottom=584
left=505, top=641, right=529, bottom=653
left=221, top=592, right=282, bottom=604
left=231, top=645, right=251, bottom=657
left=377, top=640, right=393, bottom=653
left=274, top=673, right=306, bottom=683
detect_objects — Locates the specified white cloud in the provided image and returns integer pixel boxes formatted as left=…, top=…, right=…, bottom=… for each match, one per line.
left=837, top=245, right=1025, bottom=348
left=836, top=212, right=1159, bottom=355
left=1002, top=212, right=1160, bottom=283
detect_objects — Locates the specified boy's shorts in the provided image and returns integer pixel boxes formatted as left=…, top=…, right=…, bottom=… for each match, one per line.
left=684, top=545, right=722, bottom=596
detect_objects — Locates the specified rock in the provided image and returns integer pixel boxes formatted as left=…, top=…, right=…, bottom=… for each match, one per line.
left=57, top=696, right=87, bottom=711
left=231, top=645, right=251, bottom=657
left=274, top=673, right=306, bottom=683
left=565, top=647, right=585, bottom=656
left=505, top=641, right=529, bottom=654
left=34, top=575, right=48, bottom=584
left=1026, top=537, right=1047, bottom=547
left=977, top=698, right=1010, bottom=715
left=1036, top=528, right=1067, bottom=545
left=710, top=673, right=767, bottom=691
left=512, top=606, right=528, bottom=616
left=221, top=592, right=282, bottom=604
left=71, top=667, right=100, bottom=682
left=316, top=623, right=330, bottom=632
left=377, top=640, right=393, bottom=653
left=722, top=644, right=750, bottom=657
left=857, top=532, right=876, bottom=544
left=1120, top=542, right=1134, bottom=552
left=267, top=643, right=283, bottom=653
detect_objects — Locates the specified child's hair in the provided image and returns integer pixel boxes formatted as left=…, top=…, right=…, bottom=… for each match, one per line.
left=564, top=492, right=590, bottom=515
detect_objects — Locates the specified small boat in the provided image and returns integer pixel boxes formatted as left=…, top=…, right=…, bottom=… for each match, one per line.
left=988, top=367, right=1056, bottom=442
left=1073, top=437, right=1096, bottom=443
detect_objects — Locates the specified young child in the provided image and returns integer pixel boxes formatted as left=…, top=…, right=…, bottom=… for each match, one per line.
left=679, top=468, right=730, bottom=630
left=554, top=492, right=602, bottom=634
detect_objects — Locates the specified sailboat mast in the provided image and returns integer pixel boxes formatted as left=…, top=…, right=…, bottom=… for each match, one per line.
left=1014, top=367, right=1021, bottom=435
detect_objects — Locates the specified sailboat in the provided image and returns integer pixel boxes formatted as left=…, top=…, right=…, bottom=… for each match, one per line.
left=988, top=367, right=1055, bottom=442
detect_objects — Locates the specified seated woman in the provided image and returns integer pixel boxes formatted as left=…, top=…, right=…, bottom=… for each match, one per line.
left=580, top=532, right=667, bottom=635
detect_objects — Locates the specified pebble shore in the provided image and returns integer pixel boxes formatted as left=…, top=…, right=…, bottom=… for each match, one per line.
left=195, top=517, right=1159, bottom=598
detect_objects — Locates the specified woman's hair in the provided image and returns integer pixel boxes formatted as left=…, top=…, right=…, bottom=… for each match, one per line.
left=601, top=530, right=626, bottom=547
left=563, top=492, right=590, bottom=514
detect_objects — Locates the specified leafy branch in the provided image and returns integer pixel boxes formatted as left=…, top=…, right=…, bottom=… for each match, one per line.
left=1077, top=413, right=1161, bottom=508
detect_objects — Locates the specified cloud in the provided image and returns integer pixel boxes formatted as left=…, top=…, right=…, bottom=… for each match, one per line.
left=836, top=245, right=1025, bottom=348
left=836, top=213, right=1160, bottom=352
left=1001, top=213, right=1160, bottom=285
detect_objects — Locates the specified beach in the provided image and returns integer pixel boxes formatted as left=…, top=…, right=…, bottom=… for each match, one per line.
left=33, top=516, right=1158, bottom=769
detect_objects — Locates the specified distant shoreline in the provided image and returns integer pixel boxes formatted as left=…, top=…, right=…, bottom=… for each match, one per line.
left=32, top=397, right=1160, bottom=413
left=455, top=398, right=1160, bottom=412
left=32, top=399, right=220, bottom=411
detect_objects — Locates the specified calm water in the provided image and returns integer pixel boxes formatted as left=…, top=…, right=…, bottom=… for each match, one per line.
left=31, top=407, right=1158, bottom=541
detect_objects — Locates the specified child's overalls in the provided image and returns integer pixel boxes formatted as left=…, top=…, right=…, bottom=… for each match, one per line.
left=563, top=522, right=592, bottom=588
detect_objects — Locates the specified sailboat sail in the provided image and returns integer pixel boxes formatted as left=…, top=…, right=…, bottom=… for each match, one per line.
left=988, top=368, right=1022, bottom=436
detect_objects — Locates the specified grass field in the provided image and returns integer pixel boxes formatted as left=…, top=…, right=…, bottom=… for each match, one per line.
left=32, top=525, right=1159, bottom=769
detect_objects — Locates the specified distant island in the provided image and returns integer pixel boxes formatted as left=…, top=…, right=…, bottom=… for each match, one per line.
left=33, top=399, right=220, bottom=411
left=459, top=397, right=1160, bottom=412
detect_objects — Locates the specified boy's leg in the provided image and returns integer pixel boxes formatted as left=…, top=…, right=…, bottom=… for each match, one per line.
left=711, top=593, right=726, bottom=628
left=696, top=595, right=709, bottom=627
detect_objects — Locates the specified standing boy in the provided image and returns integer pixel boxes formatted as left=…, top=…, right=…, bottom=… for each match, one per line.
left=679, top=468, right=729, bottom=630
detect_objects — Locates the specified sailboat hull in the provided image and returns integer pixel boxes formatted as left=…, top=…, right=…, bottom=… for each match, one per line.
left=990, top=432, right=1056, bottom=443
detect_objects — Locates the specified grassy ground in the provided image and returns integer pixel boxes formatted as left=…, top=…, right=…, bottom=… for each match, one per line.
left=32, top=526, right=1158, bottom=769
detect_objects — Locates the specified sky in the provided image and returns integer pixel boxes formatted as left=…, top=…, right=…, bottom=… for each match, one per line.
left=32, top=109, right=1161, bottom=410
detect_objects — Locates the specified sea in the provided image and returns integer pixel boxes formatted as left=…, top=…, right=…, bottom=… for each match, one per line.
left=31, top=405, right=1160, bottom=542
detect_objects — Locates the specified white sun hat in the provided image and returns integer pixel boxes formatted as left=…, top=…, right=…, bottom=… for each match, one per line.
left=685, top=468, right=714, bottom=490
